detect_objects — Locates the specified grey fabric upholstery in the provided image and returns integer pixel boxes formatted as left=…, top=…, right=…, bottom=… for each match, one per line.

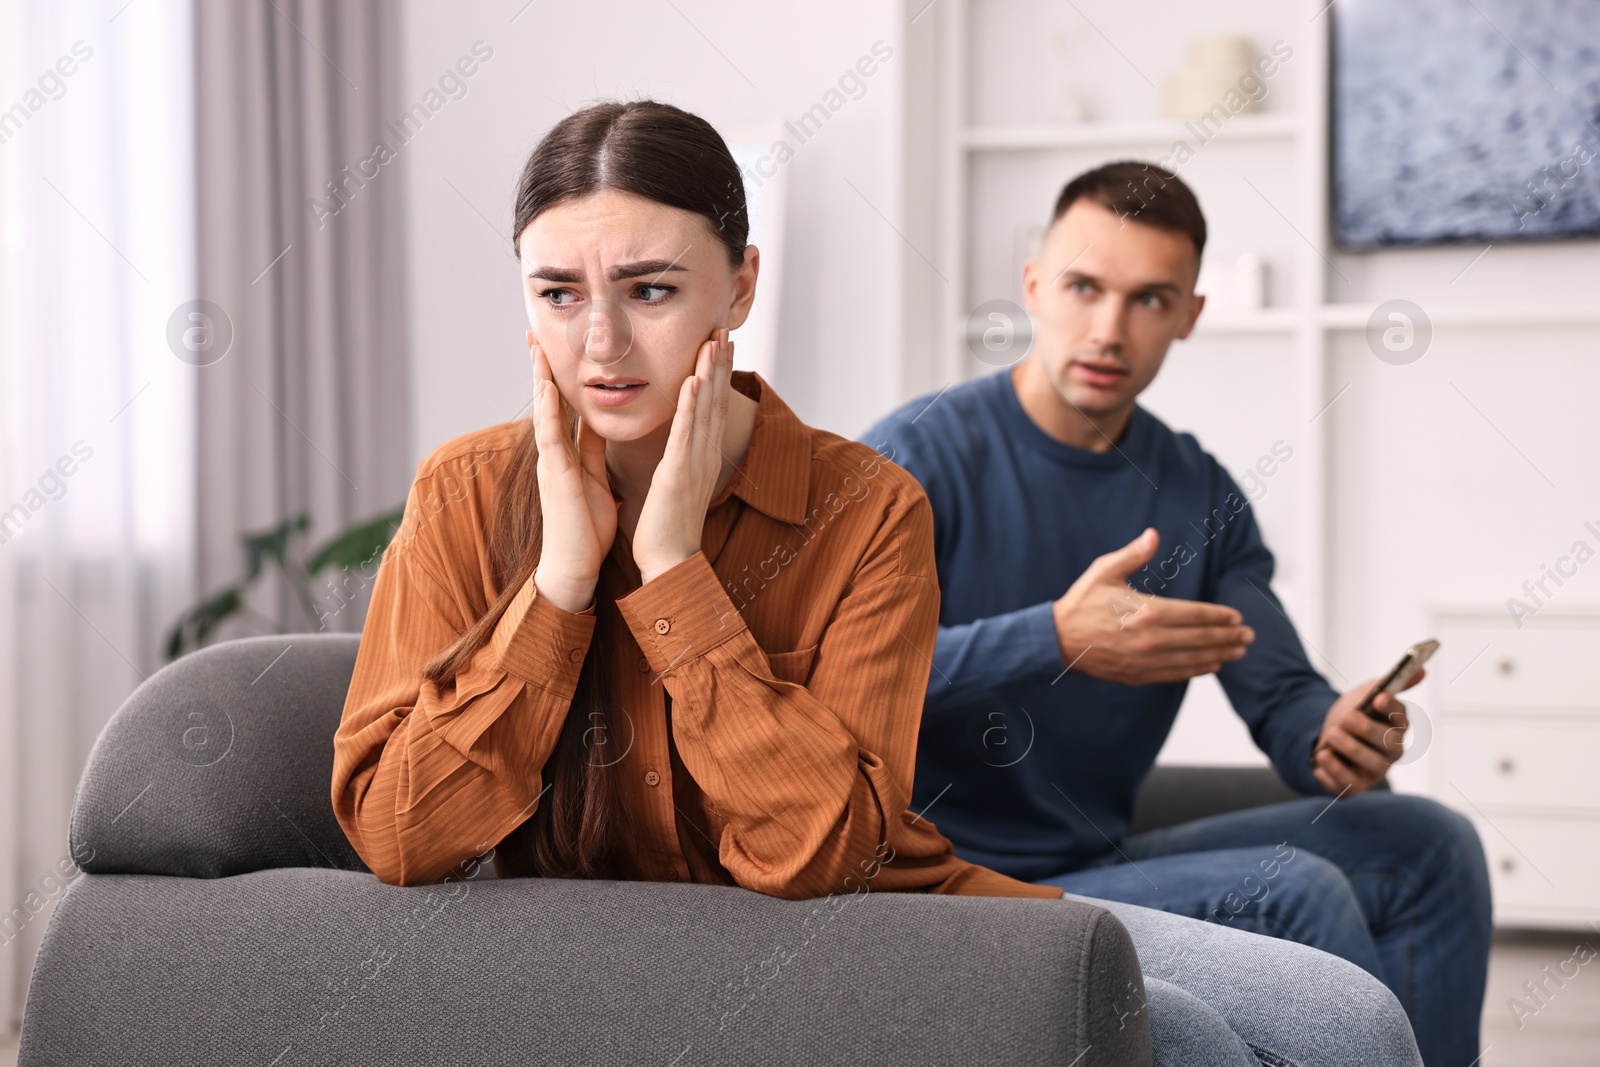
left=69, top=635, right=369, bottom=878
left=21, top=870, right=1147, bottom=1066
left=22, top=634, right=1154, bottom=1065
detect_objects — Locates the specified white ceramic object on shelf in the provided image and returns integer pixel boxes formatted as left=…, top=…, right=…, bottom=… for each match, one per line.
left=1165, top=36, right=1259, bottom=120
left=1047, top=32, right=1091, bottom=123
left=1196, top=252, right=1268, bottom=312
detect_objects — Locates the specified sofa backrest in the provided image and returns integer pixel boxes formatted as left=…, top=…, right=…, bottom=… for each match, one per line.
left=70, top=634, right=369, bottom=878
left=23, top=867, right=1151, bottom=1066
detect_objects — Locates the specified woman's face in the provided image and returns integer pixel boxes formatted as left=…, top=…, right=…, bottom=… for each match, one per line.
left=519, top=188, right=757, bottom=443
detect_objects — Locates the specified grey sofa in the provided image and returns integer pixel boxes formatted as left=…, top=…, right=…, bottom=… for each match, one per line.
left=20, top=634, right=1167, bottom=1066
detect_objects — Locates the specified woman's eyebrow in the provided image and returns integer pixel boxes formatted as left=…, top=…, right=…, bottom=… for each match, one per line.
left=526, top=260, right=690, bottom=283
left=609, top=259, right=689, bottom=282
left=527, top=265, right=581, bottom=283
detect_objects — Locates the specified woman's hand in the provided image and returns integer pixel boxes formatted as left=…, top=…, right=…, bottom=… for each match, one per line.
left=632, top=328, right=734, bottom=585
left=530, top=343, right=617, bottom=613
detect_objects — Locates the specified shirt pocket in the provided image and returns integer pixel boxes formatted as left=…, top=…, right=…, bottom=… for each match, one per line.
left=764, top=643, right=819, bottom=686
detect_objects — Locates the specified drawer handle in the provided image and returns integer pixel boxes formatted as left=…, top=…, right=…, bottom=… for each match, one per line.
left=1496, top=657, right=1516, bottom=677
left=1499, top=857, right=1516, bottom=875
left=1497, top=758, right=1515, bottom=776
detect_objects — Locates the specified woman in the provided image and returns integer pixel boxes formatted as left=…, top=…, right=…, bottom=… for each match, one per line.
left=331, top=100, right=1420, bottom=1066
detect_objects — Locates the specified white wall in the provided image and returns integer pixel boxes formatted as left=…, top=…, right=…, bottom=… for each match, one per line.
left=397, top=0, right=907, bottom=468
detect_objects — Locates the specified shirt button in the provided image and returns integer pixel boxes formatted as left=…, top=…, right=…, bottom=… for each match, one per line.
left=654, top=618, right=671, bottom=635
left=638, top=656, right=650, bottom=672
left=567, top=648, right=583, bottom=662
left=644, top=769, right=661, bottom=787
left=664, top=868, right=680, bottom=881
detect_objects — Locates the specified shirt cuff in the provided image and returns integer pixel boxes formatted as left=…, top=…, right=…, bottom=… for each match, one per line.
left=1279, top=700, right=1334, bottom=795
left=1021, top=600, right=1067, bottom=680
left=491, top=573, right=597, bottom=699
left=616, top=551, right=745, bottom=677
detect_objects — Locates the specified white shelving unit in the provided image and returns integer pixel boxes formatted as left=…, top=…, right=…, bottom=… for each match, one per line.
left=1428, top=611, right=1600, bottom=929
left=962, top=112, right=1301, bottom=151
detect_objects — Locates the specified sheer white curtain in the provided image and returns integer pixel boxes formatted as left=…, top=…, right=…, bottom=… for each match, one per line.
left=0, top=0, right=195, bottom=1030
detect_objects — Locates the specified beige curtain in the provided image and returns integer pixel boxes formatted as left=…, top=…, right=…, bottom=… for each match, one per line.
left=193, top=0, right=410, bottom=636
left=0, top=0, right=200, bottom=1031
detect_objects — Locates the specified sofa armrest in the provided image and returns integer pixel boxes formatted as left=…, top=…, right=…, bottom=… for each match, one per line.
left=70, top=634, right=367, bottom=878
left=20, top=870, right=1151, bottom=1066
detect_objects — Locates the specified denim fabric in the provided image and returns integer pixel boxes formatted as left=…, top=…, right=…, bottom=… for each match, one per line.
left=1068, top=893, right=1423, bottom=1067
left=1042, top=792, right=1492, bottom=1066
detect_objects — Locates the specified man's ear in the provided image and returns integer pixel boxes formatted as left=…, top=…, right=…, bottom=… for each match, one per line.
left=725, top=245, right=761, bottom=332
left=1175, top=292, right=1206, bottom=340
left=1022, top=258, right=1041, bottom=315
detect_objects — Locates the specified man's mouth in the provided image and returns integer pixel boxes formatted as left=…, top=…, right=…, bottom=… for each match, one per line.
left=1071, top=361, right=1129, bottom=388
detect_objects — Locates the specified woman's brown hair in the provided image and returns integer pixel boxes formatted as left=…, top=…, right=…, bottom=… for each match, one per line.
left=420, top=100, right=750, bottom=879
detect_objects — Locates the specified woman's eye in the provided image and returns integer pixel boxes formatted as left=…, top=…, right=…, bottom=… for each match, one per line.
left=633, top=283, right=675, bottom=304
left=539, top=288, right=577, bottom=307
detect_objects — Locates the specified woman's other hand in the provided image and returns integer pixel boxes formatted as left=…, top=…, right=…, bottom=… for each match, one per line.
left=632, top=328, right=734, bottom=585
left=531, top=343, right=617, bottom=612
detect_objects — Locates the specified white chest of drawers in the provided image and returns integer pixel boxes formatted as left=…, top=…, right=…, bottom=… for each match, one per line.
left=1428, top=612, right=1600, bottom=929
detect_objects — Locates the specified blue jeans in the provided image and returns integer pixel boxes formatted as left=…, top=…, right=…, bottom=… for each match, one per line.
left=1068, top=892, right=1422, bottom=1066
left=1038, top=792, right=1492, bottom=1067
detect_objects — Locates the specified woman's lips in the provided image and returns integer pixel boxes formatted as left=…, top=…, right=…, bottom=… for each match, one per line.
left=585, top=382, right=647, bottom=407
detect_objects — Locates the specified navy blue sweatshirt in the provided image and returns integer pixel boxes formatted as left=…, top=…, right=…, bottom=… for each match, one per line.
left=860, top=369, right=1337, bottom=881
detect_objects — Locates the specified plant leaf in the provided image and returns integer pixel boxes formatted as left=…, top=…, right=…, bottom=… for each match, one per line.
left=165, top=584, right=245, bottom=660
left=242, top=514, right=310, bottom=581
left=306, top=506, right=404, bottom=575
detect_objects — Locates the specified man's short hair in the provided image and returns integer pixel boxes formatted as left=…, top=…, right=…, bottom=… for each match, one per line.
left=1050, top=161, right=1207, bottom=262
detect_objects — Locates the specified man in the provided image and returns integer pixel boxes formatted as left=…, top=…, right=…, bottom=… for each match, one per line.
left=862, top=161, right=1490, bottom=1066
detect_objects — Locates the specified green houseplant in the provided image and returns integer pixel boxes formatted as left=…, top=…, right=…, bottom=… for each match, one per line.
left=165, top=506, right=404, bottom=660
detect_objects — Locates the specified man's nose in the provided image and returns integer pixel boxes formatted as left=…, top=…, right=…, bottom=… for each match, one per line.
left=1087, top=295, right=1128, bottom=350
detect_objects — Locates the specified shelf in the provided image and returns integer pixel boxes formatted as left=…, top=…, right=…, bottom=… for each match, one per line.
left=1321, top=302, right=1600, bottom=329
left=963, top=113, right=1301, bottom=152
left=954, top=306, right=1299, bottom=348
left=953, top=304, right=1600, bottom=344
left=1191, top=308, right=1300, bottom=335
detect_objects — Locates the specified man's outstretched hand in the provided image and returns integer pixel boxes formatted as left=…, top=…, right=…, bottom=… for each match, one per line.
left=1051, top=528, right=1255, bottom=686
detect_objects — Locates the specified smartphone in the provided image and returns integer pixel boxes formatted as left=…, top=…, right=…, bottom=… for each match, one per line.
left=1356, top=638, right=1440, bottom=717
left=1308, top=639, right=1440, bottom=768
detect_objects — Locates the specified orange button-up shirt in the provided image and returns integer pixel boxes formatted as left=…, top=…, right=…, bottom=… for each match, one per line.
left=332, top=370, right=1063, bottom=902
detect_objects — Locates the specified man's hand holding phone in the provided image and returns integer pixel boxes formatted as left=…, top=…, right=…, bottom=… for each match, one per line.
left=1051, top=528, right=1256, bottom=686
left=1309, top=639, right=1438, bottom=795
left=1309, top=659, right=1430, bottom=797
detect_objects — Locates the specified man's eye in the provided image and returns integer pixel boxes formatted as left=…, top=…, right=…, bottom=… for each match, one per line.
left=1068, top=280, right=1092, bottom=294
left=633, top=284, right=675, bottom=304
left=1138, top=293, right=1165, bottom=309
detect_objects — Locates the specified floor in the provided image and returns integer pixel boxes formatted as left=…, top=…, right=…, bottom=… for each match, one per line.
left=0, top=932, right=1593, bottom=1062
left=1480, top=929, right=1600, bottom=1066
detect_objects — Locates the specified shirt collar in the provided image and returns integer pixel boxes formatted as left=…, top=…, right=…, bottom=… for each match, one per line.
left=715, top=370, right=811, bottom=524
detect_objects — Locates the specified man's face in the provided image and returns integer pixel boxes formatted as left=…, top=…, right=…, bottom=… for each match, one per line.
left=1021, top=199, right=1205, bottom=419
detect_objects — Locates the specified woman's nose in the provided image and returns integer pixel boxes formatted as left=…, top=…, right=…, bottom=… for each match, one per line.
left=568, top=299, right=634, bottom=364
